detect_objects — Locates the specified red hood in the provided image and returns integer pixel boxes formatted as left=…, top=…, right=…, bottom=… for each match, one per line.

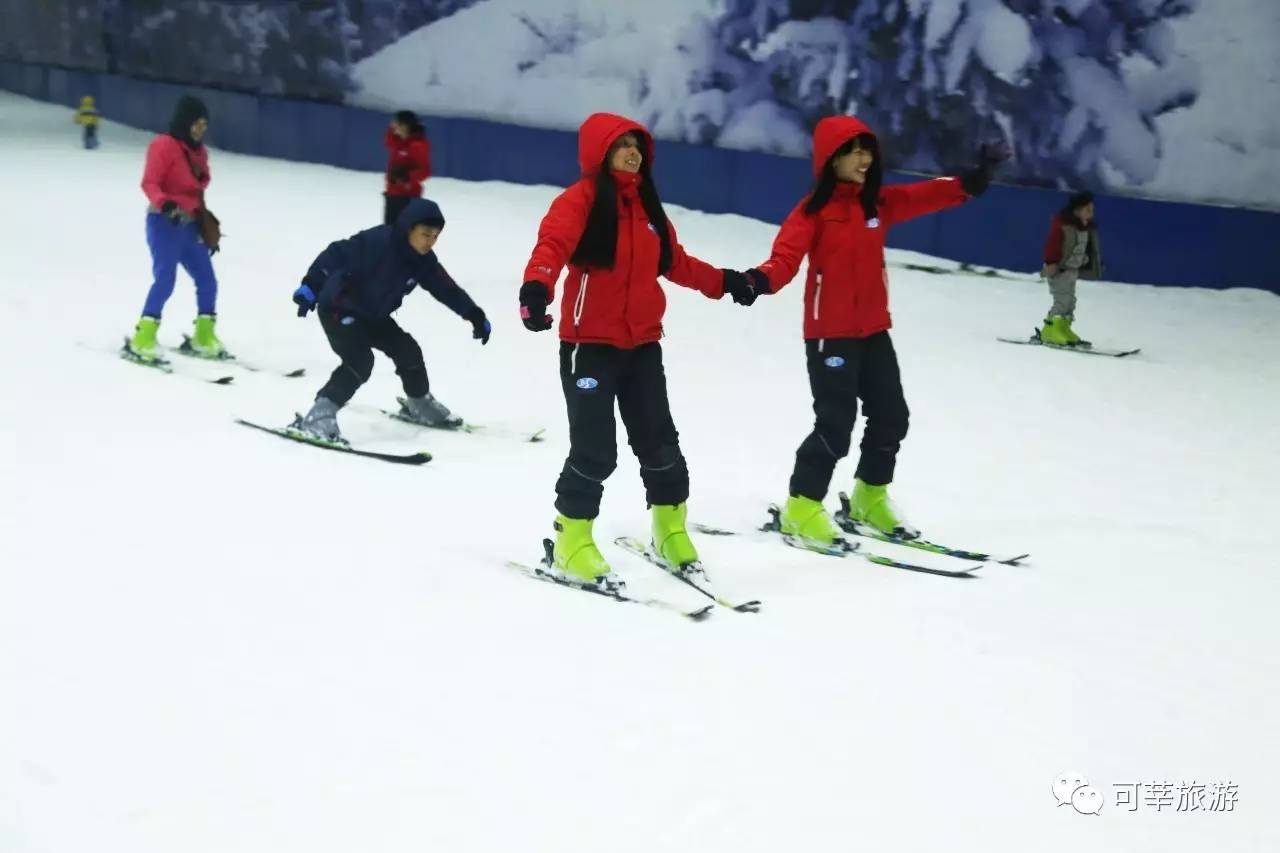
left=578, top=112, right=653, bottom=177
left=812, top=115, right=876, bottom=176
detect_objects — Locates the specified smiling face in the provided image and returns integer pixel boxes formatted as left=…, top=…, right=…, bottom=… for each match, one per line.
left=190, top=117, right=209, bottom=143
left=608, top=132, right=643, bottom=174
left=832, top=138, right=874, bottom=183
left=407, top=224, right=440, bottom=255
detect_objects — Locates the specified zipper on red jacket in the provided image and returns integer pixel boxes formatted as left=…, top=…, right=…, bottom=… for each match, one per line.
left=571, top=270, right=588, bottom=373
left=813, top=272, right=823, bottom=320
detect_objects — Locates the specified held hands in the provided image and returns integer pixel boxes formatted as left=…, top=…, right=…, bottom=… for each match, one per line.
left=959, top=141, right=1011, bottom=197
left=388, top=164, right=411, bottom=182
left=721, top=268, right=769, bottom=306
left=519, top=281, right=554, bottom=332
left=466, top=307, right=491, bottom=345
left=293, top=283, right=317, bottom=317
left=1042, top=264, right=1059, bottom=278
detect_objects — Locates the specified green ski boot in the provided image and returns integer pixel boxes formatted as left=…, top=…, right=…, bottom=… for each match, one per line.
left=552, top=515, right=614, bottom=586
left=1039, top=315, right=1072, bottom=346
left=779, top=495, right=841, bottom=547
left=188, top=314, right=227, bottom=358
left=1062, top=317, right=1086, bottom=347
left=851, top=478, right=919, bottom=539
left=651, top=503, right=699, bottom=567
left=128, top=316, right=162, bottom=361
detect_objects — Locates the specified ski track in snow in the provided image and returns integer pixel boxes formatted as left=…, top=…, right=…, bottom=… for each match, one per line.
left=3, top=92, right=1279, bottom=853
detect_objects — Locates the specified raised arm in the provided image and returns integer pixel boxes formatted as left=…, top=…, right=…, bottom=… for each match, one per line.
left=878, top=176, right=968, bottom=228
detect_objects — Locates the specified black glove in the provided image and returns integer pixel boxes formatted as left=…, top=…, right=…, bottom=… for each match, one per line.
left=958, top=141, right=1010, bottom=197
left=466, top=307, right=491, bottom=345
left=388, top=164, right=411, bottom=182
left=721, top=268, right=770, bottom=306
left=519, top=281, right=554, bottom=332
left=160, top=200, right=182, bottom=223
left=721, top=269, right=756, bottom=306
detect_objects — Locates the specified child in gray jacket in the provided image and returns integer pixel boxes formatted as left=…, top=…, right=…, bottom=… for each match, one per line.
left=1040, top=192, right=1102, bottom=346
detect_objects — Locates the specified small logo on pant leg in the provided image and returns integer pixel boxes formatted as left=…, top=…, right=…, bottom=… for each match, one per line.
left=823, top=356, right=845, bottom=368
left=340, top=315, right=356, bottom=326
left=575, top=377, right=599, bottom=390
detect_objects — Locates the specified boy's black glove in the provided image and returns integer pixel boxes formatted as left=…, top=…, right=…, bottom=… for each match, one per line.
left=519, top=281, right=554, bottom=332
left=466, top=307, right=491, bottom=345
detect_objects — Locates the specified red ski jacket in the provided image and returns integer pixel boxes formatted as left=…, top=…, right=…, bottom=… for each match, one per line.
left=141, top=134, right=210, bottom=216
left=385, top=129, right=431, bottom=197
left=755, top=116, right=970, bottom=340
left=522, top=113, right=723, bottom=348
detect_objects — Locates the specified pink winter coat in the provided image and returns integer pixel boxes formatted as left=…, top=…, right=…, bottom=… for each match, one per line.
left=140, top=135, right=210, bottom=216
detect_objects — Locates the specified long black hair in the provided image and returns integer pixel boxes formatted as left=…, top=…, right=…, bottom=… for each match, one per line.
left=570, top=148, right=673, bottom=275
left=804, top=133, right=882, bottom=221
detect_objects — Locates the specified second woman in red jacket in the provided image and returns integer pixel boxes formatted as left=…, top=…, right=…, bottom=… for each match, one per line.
left=732, top=115, right=1003, bottom=547
left=519, top=112, right=756, bottom=589
left=384, top=110, right=431, bottom=224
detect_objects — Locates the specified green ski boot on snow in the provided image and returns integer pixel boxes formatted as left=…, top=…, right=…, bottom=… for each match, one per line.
left=651, top=503, right=699, bottom=567
left=127, top=316, right=162, bottom=361
left=851, top=478, right=919, bottom=539
left=187, top=314, right=228, bottom=358
left=780, top=495, right=841, bottom=547
left=1039, top=315, right=1072, bottom=346
left=1061, top=317, right=1086, bottom=346
left=552, top=515, right=615, bottom=586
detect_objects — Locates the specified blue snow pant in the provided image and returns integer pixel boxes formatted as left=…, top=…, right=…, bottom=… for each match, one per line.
left=83, top=125, right=98, bottom=149
left=141, top=212, right=217, bottom=319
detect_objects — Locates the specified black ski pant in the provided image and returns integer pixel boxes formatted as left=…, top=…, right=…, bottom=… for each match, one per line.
left=789, top=331, right=910, bottom=500
left=317, top=311, right=429, bottom=405
left=555, top=341, right=689, bottom=519
left=384, top=194, right=412, bottom=225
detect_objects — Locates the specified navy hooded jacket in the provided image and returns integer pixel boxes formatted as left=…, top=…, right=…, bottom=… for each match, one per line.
left=302, top=198, right=479, bottom=321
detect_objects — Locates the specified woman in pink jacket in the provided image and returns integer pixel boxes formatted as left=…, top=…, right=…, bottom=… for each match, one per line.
left=126, top=95, right=226, bottom=364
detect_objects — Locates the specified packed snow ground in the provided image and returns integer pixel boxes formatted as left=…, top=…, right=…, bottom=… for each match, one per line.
left=3, top=92, right=1278, bottom=852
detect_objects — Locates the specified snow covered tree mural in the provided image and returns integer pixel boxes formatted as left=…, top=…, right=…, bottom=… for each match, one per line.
left=663, top=0, right=1204, bottom=191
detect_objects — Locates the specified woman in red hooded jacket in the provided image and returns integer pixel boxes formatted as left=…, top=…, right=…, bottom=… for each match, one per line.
left=729, top=115, right=1004, bottom=547
left=384, top=110, right=431, bottom=224
left=519, top=112, right=757, bottom=589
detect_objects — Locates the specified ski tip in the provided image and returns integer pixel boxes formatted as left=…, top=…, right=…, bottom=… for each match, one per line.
left=284, top=368, right=307, bottom=378
left=998, top=553, right=1031, bottom=566
left=210, top=375, right=235, bottom=385
left=733, top=600, right=763, bottom=613
left=686, top=605, right=715, bottom=621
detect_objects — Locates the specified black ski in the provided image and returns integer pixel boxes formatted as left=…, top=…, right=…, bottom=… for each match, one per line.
left=236, top=418, right=432, bottom=465
left=833, top=493, right=1028, bottom=565
left=506, top=540, right=713, bottom=621
left=998, top=332, right=1139, bottom=358
left=120, top=337, right=234, bottom=384
left=613, top=536, right=762, bottom=613
left=381, top=406, right=546, bottom=443
left=176, top=336, right=307, bottom=377
left=691, top=510, right=981, bottom=578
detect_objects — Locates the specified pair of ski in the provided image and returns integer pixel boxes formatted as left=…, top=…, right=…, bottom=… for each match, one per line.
left=237, top=407, right=545, bottom=465
left=506, top=537, right=762, bottom=622
left=120, top=335, right=307, bottom=382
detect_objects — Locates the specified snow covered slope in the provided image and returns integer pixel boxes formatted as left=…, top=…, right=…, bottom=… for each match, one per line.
left=3, top=92, right=1279, bottom=853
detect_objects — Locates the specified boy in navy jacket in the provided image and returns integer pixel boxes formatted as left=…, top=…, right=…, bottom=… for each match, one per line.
left=292, top=198, right=490, bottom=441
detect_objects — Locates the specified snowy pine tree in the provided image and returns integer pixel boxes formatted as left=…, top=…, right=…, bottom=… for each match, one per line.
left=699, top=0, right=1201, bottom=190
